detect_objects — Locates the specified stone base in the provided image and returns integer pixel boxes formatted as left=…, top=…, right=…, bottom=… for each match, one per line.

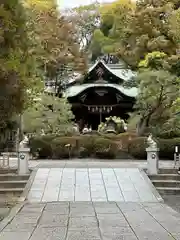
left=18, top=148, right=30, bottom=175
left=146, top=147, right=159, bottom=175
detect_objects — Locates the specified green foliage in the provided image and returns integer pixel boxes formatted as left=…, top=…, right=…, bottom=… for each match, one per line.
left=29, top=134, right=132, bottom=159
left=118, top=0, right=179, bottom=67
left=0, top=0, right=42, bottom=127
left=135, top=70, right=180, bottom=135
left=90, top=0, right=134, bottom=61
left=138, top=52, right=167, bottom=70
left=158, top=138, right=180, bottom=159
left=65, top=3, right=100, bottom=53
left=128, top=137, right=180, bottom=159
left=72, top=0, right=179, bottom=66
left=154, top=97, right=180, bottom=138
left=93, top=138, right=117, bottom=159
left=29, top=134, right=180, bottom=160
left=24, top=0, right=87, bottom=88
left=23, top=94, right=74, bottom=134
left=138, top=51, right=180, bottom=77
left=128, top=137, right=147, bottom=159
left=169, top=8, right=180, bottom=44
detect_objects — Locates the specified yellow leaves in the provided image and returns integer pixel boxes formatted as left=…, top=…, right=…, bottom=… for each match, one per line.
left=23, top=0, right=56, bottom=11
left=170, top=8, right=180, bottom=44
left=100, top=0, right=135, bottom=16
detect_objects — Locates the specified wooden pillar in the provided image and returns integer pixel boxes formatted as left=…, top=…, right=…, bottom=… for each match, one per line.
left=99, top=108, right=102, bottom=124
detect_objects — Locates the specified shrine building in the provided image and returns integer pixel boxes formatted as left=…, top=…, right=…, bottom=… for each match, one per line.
left=63, top=60, right=138, bottom=130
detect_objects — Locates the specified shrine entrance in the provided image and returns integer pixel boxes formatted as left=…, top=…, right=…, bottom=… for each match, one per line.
left=68, top=85, right=135, bottom=130
left=63, top=60, right=137, bottom=131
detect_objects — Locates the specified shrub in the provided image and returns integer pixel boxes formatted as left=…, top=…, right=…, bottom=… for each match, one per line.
left=158, top=138, right=180, bottom=159
left=128, top=137, right=147, bottom=159
left=29, top=136, right=53, bottom=159
left=51, top=137, right=79, bottom=159
left=78, top=136, right=96, bottom=157
left=93, top=138, right=117, bottom=159
left=29, top=134, right=180, bottom=160
left=128, top=137, right=180, bottom=160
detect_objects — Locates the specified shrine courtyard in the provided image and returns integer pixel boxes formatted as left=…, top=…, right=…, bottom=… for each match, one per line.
left=1, top=159, right=180, bottom=239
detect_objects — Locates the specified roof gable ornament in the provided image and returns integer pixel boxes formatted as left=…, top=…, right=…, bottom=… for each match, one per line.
left=95, top=67, right=108, bottom=83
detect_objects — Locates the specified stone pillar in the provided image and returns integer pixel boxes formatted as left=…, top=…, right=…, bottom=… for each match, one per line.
left=18, top=147, right=30, bottom=175
left=146, top=147, right=159, bottom=175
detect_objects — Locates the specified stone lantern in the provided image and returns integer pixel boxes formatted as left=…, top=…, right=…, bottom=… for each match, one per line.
left=105, top=117, right=117, bottom=134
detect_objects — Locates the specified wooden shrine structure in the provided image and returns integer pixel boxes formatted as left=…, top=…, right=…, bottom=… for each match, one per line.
left=63, top=60, right=137, bottom=130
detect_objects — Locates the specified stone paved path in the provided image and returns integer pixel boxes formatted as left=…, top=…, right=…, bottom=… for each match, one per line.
left=1, top=202, right=180, bottom=240
left=5, top=158, right=175, bottom=169
left=28, top=168, right=158, bottom=203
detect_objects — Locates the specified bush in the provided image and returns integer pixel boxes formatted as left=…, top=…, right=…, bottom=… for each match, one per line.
left=30, top=135, right=118, bottom=159
left=128, top=137, right=147, bottom=159
left=29, top=134, right=180, bottom=160
left=128, top=137, right=180, bottom=160
left=29, top=136, right=53, bottom=159
left=158, top=138, right=180, bottom=159
left=51, top=137, right=79, bottom=159
left=93, top=138, right=117, bottom=159
left=78, top=136, right=96, bottom=158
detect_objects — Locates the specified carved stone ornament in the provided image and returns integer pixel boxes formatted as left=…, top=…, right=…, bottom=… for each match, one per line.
left=147, top=134, right=157, bottom=148
left=19, top=134, right=29, bottom=148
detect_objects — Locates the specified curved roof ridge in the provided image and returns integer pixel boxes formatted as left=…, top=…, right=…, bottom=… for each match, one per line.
left=88, top=60, right=136, bottom=81
left=63, top=83, right=137, bottom=98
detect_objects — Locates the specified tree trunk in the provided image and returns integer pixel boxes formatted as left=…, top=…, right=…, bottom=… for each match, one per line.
left=137, top=115, right=150, bottom=136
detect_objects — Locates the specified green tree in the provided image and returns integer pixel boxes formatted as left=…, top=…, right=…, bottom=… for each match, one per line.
left=23, top=94, right=74, bottom=134
left=135, top=70, right=179, bottom=136
left=24, top=0, right=87, bottom=89
left=118, top=0, right=179, bottom=68
left=0, top=0, right=42, bottom=128
left=170, top=8, right=180, bottom=44
left=139, top=51, right=180, bottom=77
left=64, top=3, right=100, bottom=53
left=90, top=0, right=134, bottom=61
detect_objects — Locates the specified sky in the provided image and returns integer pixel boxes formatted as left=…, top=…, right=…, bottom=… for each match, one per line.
left=60, top=0, right=115, bottom=9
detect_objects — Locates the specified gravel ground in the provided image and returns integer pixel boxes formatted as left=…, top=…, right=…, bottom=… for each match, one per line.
left=163, top=195, right=180, bottom=213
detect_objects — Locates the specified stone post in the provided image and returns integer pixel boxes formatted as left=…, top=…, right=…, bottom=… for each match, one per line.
left=18, top=147, right=30, bottom=175
left=146, top=147, right=159, bottom=175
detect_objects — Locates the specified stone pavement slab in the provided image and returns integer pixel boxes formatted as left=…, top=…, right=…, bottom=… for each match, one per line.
left=28, top=168, right=159, bottom=202
left=6, top=158, right=175, bottom=170
left=1, top=202, right=180, bottom=240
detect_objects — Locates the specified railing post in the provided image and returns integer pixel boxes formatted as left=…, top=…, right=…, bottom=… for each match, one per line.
left=18, top=147, right=30, bottom=175
left=146, top=147, right=159, bottom=175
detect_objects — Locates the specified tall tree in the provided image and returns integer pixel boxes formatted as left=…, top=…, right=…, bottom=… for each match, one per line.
left=118, top=0, right=179, bottom=68
left=0, top=0, right=41, bottom=127
left=135, top=70, right=180, bottom=136
left=63, top=3, right=100, bottom=53
left=90, top=0, right=134, bottom=61
left=23, top=94, right=74, bottom=134
left=24, top=0, right=87, bottom=89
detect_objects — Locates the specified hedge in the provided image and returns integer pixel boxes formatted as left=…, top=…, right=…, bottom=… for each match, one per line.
left=128, top=137, right=180, bottom=160
left=29, top=134, right=180, bottom=160
left=29, top=134, right=133, bottom=159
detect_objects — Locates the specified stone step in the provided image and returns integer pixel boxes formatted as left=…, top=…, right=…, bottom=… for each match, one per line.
left=157, top=187, right=180, bottom=195
left=0, top=169, right=17, bottom=174
left=0, top=188, right=24, bottom=194
left=0, top=195, right=20, bottom=205
left=152, top=180, right=180, bottom=188
left=158, top=169, right=178, bottom=174
left=149, top=174, right=180, bottom=181
left=0, top=180, right=28, bottom=188
left=0, top=174, right=30, bottom=181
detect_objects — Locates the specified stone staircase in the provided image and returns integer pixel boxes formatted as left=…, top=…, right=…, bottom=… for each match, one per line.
left=0, top=169, right=30, bottom=204
left=149, top=169, right=180, bottom=195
